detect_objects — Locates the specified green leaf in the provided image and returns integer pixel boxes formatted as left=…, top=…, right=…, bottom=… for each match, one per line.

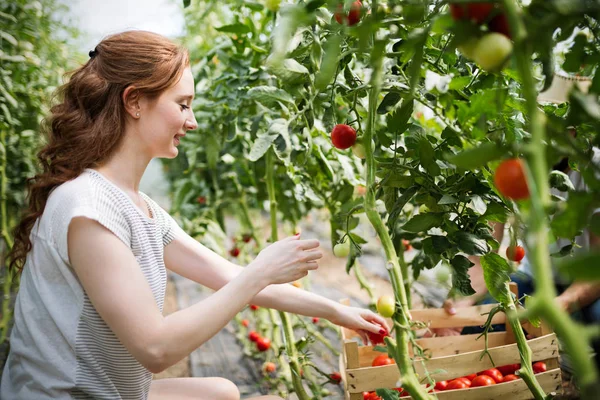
left=315, top=34, right=342, bottom=90
left=215, top=23, right=251, bottom=35
left=247, top=86, right=294, bottom=105
left=446, top=142, right=505, bottom=170
left=388, top=186, right=418, bottom=229
left=450, top=255, right=476, bottom=297
left=387, top=100, right=413, bottom=134
left=430, top=235, right=451, bottom=253
left=549, top=170, right=575, bottom=192
left=481, top=253, right=512, bottom=304
left=483, top=202, right=508, bottom=223
left=558, top=251, right=600, bottom=281
left=377, top=92, right=402, bottom=114
left=267, top=58, right=309, bottom=84
left=183, top=0, right=191, bottom=7
left=248, top=119, right=288, bottom=162
left=402, top=213, right=443, bottom=233
left=453, top=231, right=490, bottom=256
left=419, top=136, right=440, bottom=176
left=590, top=212, right=600, bottom=237
left=551, top=192, right=594, bottom=240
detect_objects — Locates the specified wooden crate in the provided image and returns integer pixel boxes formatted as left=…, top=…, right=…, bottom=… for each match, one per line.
left=338, top=298, right=562, bottom=400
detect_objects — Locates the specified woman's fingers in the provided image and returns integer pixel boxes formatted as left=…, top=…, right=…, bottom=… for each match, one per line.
left=302, top=250, right=323, bottom=262
left=297, top=239, right=320, bottom=250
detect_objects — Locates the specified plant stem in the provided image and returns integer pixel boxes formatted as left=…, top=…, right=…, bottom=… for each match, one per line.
left=363, top=38, right=432, bottom=399
left=502, top=0, right=599, bottom=394
left=265, top=149, right=310, bottom=400
left=0, top=128, right=14, bottom=342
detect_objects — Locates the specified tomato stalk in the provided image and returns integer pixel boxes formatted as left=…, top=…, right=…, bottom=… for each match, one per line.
left=0, top=128, right=14, bottom=342
left=265, top=149, right=311, bottom=400
left=503, top=284, right=546, bottom=399
left=362, top=35, right=432, bottom=400
left=239, top=193, right=263, bottom=248
left=352, top=260, right=376, bottom=303
left=502, top=0, right=599, bottom=395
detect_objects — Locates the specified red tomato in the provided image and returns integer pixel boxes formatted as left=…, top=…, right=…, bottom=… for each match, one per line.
left=393, top=387, right=408, bottom=396
left=362, top=392, right=381, bottom=400
left=334, top=1, right=363, bottom=26
left=372, top=354, right=395, bottom=367
left=229, top=247, right=240, bottom=257
left=248, top=331, right=260, bottom=342
left=312, top=317, right=320, bottom=324
left=506, top=245, right=525, bottom=262
left=449, top=3, right=494, bottom=24
left=434, top=380, right=448, bottom=391
left=464, top=373, right=477, bottom=381
left=532, top=361, right=547, bottom=374
left=446, top=379, right=470, bottom=390
left=503, top=374, right=520, bottom=382
left=494, top=158, right=529, bottom=200
left=250, top=304, right=259, bottom=311
left=264, top=362, right=276, bottom=373
left=196, top=196, right=206, bottom=204
left=330, top=371, right=342, bottom=384
left=402, top=239, right=412, bottom=251
left=479, top=368, right=504, bottom=383
left=497, top=363, right=520, bottom=376
left=454, top=377, right=472, bottom=387
left=331, top=124, right=357, bottom=149
left=256, top=337, right=271, bottom=352
left=241, top=319, right=249, bottom=327
left=367, top=325, right=389, bottom=345
left=488, top=13, right=511, bottom=38
left=471, top=374, right=496, bottom=387
left=242, top=233, right=252, bottom=243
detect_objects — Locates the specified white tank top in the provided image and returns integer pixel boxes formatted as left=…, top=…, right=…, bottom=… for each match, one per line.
left=1, top=168, right=180, bottom=399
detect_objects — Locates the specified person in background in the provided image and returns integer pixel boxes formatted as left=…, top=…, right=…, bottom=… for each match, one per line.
left=1, top=30, right=389, bottom=400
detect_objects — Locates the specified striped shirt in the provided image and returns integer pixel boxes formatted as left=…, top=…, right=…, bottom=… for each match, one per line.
left=1, top=168, right=180, bottom=399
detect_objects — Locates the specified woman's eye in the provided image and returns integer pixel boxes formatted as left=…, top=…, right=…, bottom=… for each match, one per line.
left=180, top=104, right=189, bottom=110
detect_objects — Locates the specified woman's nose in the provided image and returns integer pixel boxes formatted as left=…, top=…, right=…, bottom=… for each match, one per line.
left=186, top=114, right=198, bottom=130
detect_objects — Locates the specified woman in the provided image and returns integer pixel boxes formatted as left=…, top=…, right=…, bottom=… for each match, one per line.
left=1, top=30, right=389, bottom=399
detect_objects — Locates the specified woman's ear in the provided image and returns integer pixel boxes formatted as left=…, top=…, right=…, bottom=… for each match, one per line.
left=122, top=86, right=141, bottom=119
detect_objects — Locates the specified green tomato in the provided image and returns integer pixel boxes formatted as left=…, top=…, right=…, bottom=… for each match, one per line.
left=351, top=143, right=366, bottom=159
left=265, top=0, right=281, bottom=12
left=376, top=295, right=395, bottom=318
left=457, top=37, right=479, bottom=61
left=472, top=33, right=513, bottom=72
left=333, top=241, right=350, bottom=258
left=435, top=264, right=451, bottom=283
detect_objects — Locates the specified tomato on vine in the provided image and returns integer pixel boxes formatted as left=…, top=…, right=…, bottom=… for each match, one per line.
left=248, top=331, right=260, bottom=342
left=264, top=0, right=280, bottom=13
left=472, top=32, right=513, bottom=72
left=330, top=371, right=342, bottom=384
left=334, top=1, right=363, bottom=26
left=312, top=317, right=319, bottom=323
left=494, top=158, right=530, bottom=200
left=352, top=143, right=366, bottom=159
left=331, top=124, right=357, bottom=149
left=449, top=2, right=494, bottom=24
left=229, top=247, right=240, bottom=257
left=333, top=240, right=350, bottom=257
left=263, top=361, right=276, bottom=373
left=506, top=245, right=525, bottom=262
left=256, top=336, right=271, bottom=352
left=241, top=319, right=249, bottom=327
left=489, top=13, right=511, bottom=38
left=376, top=295, right=395, bottom=318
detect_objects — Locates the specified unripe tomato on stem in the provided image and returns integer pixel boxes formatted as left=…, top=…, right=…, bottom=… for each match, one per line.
left=264, top=0, right=280, bottom=12
left=506, top=245, right=525, bottom=262
left=376, top=295, right=395, bottom=318
left=472, top=32, right=513, bottom=72
left=333, top=240, right=351, bottom=257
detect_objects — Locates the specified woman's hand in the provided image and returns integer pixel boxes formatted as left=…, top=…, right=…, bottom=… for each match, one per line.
left=330, top=304, right=391, bottom=345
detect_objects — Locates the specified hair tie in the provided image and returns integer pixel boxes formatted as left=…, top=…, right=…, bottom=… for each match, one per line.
left=89, top=48, right=98, bottom=58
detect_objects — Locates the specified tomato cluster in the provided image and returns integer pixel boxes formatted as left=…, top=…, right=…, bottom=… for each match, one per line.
left=450, top=2, right=513, bottom=71
left=334, top=1, right=363, bottom=26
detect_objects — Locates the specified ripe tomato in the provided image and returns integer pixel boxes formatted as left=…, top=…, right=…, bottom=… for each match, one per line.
left=363, top=392, right=381, bottom=400
left=402, top=239, right=412, bottom=251
left=502, top=374, right=520, bottom=382
left=229, top=247, right=240, bottom=257
left=454, top=377, right=472, bottom=387
left=367, top=328, right=389, bottom=345
left=241, top=319, right=250, bottom=327
left=248, top=331, right=260, bottom=342
left=196, top=196, right=206, bottom=204
left=312, top=317, right=320, bottom=324
left=331, top=124, right=357, bottom=149
left=371, top=354, right=395, bottom=367
left=264, top=0, right=281, bottom=12
left=335, top=1, right=363, bottom=26
left=506, top=245, right=525, bottom=262
left=446, top=379, right=470, bottom=390
left=352, top=143, right=367, bottom=159
left=376, top=295, right=395, bottom=318
left=256, top=337, right=271, bottom=352
left=532, top=361, right=547, bottom=374
left=264, top=361, right=276, bottom=373
left=333, top=241, right=350, bottom=257
left=488, top=13, right=511, bottom=39
left=472, top=32, right=513, bottom=72
left=471, top=374, right=496, bottom=387
left=449, top=3, right=494, bottom=24
left=393, top=387, right=408, bottom=396
left=434, top=380, right=448, bottom=391
left=250, top=304, right=259, bottom=311
left=242, top=233, right=252, bottom=243
left=494, top=158, right=529, bottom=200
left=330, top=371, right=342, bottom=384
left=497, top=363, right=520, bottom=376
left=479, top=368, right=503, bottom=383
